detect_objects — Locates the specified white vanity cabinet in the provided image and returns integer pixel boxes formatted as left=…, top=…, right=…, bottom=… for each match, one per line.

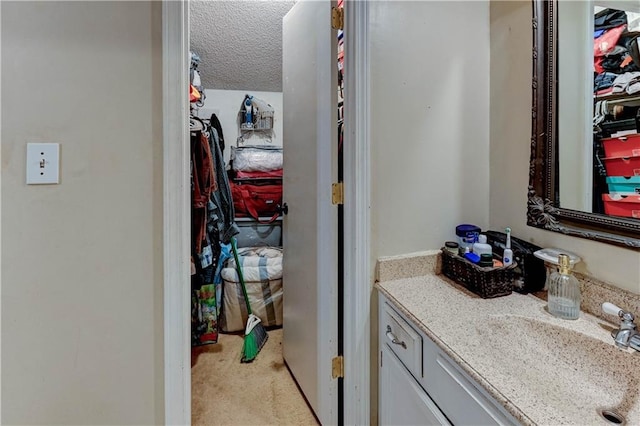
left=378, top=293, right=519, bottom=426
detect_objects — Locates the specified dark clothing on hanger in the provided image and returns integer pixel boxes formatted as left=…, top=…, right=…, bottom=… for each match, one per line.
left=209, top=113, right=225, bottom=153
left=207, top=127, right=239, bottom=244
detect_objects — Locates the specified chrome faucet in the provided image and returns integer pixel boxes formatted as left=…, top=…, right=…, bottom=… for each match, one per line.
left=602, top=302, right=640, bottom=351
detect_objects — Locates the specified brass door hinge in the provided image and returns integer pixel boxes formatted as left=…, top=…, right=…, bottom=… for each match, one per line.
left=332, top=182, right=344, bottom=205
left=331, top=7, right=344, bottom=30
left=332, top=356, right=344, bottom=379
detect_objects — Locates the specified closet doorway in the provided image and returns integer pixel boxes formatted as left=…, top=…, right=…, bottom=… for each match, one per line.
left=187, top=1, right=341, bottom=425
left=163, top=1, right=372, bottom=424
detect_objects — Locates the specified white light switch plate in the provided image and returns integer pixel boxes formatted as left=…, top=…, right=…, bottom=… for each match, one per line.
left=27, top=143, right=60, bottom=184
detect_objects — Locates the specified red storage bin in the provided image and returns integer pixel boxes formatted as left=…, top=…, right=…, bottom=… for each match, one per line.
left=603, top=156, right=640, bottom=176
left=602, top=134, right=640, bottom=158
left=602, top=194, right=640, bottom=218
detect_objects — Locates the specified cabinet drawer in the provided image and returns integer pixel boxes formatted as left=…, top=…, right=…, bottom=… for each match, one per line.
left=381, top=302, right=422, bottom=378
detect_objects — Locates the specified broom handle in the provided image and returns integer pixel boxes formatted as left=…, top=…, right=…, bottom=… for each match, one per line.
left=230, top=236, right=253, bottom=316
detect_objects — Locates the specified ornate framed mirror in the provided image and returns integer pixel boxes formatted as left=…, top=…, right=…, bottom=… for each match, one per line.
left=528, top=0, right=640, bottom=249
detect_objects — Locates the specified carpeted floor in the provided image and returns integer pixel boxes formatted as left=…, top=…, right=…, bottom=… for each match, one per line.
left=191, top=328, right=319, bottom=426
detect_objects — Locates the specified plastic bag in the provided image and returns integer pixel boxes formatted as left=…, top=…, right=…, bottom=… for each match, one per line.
left=231, top=145, right=283, bottom=172
left=220, top=247, right=283, bottom=332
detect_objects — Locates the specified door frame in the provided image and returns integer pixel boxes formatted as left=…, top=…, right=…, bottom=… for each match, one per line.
left=161, top=1, right=371, bottom=424
left=342, top=1, right=371, bottom=424
left=162, top=1, right=191, bottom=424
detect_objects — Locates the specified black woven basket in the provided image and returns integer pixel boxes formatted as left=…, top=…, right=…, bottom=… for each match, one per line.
left=440, top=248, right=516, bottom=298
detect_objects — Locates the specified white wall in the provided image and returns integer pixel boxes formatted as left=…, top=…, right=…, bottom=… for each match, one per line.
left=370, top=1, right=491, bottom=259
left=490, top=1, right=640, bottom=294
left=196, top=89, right=282, bottom=164
left=1, top=2, right=164, bottom=424
left=369, top=3, right=490, bottom=424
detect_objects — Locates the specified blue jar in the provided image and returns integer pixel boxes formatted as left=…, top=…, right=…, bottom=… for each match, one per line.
left=455, top=224, right=481, bottom=250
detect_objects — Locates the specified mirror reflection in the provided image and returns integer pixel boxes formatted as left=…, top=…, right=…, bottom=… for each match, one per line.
left=559, top=1, right=640, bottom=219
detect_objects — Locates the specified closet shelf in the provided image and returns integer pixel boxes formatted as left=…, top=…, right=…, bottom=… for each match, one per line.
left=240, top=126, right=273, bottom=132
left=595, top=92, right=640, bottom=104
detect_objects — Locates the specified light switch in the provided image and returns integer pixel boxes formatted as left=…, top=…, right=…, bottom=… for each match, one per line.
left=27, top=143, right=60, bottom=184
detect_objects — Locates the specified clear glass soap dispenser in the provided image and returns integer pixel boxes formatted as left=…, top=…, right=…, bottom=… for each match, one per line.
left=547, top=254, right=581, bottom=320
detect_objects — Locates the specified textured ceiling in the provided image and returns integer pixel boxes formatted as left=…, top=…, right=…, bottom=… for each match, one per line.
left=190, top=0, right=296, bottom=92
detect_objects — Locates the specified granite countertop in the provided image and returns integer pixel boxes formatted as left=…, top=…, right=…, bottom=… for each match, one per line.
left=376, top=257, right=640, bottom=426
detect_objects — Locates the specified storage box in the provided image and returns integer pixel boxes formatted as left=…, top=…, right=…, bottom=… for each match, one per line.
left=603, top=156, right=640, bottom=176
left=606, top=176, right=640, bottom=195
left=602, top=134, right=640, bottom=158
left=235, top=216, right=282, bottom=248
left=440, top=249, right=516, bottom=298
left=602, top=194, right=640, bottom=218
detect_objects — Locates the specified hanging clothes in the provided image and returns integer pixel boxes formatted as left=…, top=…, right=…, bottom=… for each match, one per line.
left=190, top=113, right=238, bottom=347
left=209, top=113, right=226, bottom=153
left=192, top=131, right=216, bottom=255
left=207, top=125, right=239, bottom=245
left=191, top=125, right=219, bottom=346
left=205, top=121, right=239, bottom=335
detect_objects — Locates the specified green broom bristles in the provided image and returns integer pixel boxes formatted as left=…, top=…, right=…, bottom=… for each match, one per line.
left=241, top=313, right=269, bottom=363
left=230, top=236, right=269, bottom=363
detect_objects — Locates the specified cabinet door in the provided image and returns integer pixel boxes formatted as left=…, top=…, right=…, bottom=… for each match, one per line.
left=421, top=338, right=517, bottom=426
left=380, top=346, right=451, bottom=426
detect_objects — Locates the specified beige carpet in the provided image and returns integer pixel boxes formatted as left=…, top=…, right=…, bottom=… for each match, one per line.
left=191, top=328, right=319, bottom=426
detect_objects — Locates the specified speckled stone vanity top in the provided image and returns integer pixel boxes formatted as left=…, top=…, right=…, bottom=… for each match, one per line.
left=376, top=251, right=640, bottom=426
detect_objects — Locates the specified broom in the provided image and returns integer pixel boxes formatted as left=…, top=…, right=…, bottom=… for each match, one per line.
left=230, top=236, right=269, bottom=362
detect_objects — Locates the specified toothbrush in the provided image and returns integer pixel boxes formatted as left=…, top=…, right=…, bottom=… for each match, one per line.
left=503, top=228, right=514, bottom=266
